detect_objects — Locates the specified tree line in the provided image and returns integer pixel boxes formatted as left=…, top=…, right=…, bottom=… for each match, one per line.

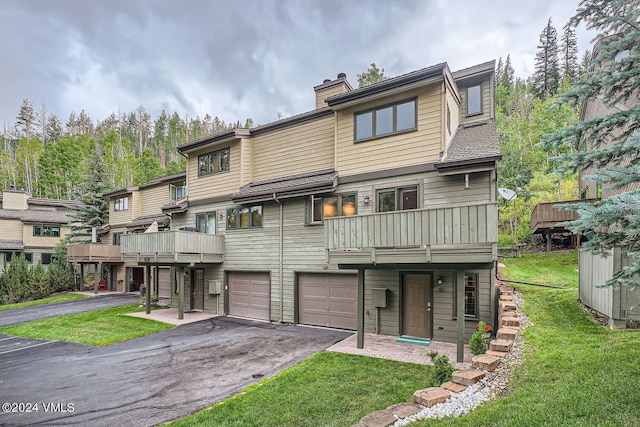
left=1, top=102, right=252, bottom=199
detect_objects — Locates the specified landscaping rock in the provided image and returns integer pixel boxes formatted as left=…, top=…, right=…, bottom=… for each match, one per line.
left=451, top=369, right=485, bottom=386
left=358, top=409, right=396, bottom=427
left=386, top=402, right=422, bottom=419
left=441, top=381, right=467, bottom=393
left=413, top=387, right=451, bottom=407
left=472, top=354, right=501, bottom=372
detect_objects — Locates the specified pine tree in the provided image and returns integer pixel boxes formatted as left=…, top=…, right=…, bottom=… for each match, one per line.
left=16, top=99, right=36, bottom=140
left=533, top=18, right=561, bottom=100
left=357, top=63, right=388, bottom=88
left=501, top=54, right=515, bottom=88
left=495, top=57, right=504, bottom=86
left=560, top=23, right=579, bottom=83
left=579, top=49, right=592, bottom=76
left=68, top=145, right=109, bottom=243
left=542, top=0, right=640, bottom=288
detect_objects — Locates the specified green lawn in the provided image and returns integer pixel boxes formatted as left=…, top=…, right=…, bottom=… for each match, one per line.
left=0, top=304, right=174, bottom=346
left=500, top=250, right=578, bottom=288
left=169, top=352, right=437, bottom=427
left=0, top=292, right=88, bottom=311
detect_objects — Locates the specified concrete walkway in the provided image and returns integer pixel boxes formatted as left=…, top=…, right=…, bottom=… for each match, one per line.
left=126, top=308, right=220, bottom=325
left=327, top=333, right=472, bottom=368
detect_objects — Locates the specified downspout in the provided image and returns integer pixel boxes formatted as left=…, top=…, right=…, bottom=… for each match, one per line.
left=273, top=193, right=284, bottom=323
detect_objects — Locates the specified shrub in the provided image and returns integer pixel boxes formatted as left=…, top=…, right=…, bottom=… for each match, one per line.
left=426, top=350, right=456, bottom=384
left=470, top=321, right=489, bottom=355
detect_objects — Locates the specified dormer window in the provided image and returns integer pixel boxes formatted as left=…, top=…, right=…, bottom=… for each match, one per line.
left=354, top=98, right=417, bottom=142
left=467, top=84, right=482, bottom=115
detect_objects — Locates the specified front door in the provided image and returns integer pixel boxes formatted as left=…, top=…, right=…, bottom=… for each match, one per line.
left=402, top=274, right=431, bottom=338
left=191, top=269, right=205, bottom=311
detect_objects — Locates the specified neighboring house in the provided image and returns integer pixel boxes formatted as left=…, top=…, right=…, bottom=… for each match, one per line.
left=66, top=172, right=187, bottom=294
left=0, top=187, right=79, bottom=268
left=576, top=40, right=640, bottom=328
left=120, top=60, right=501, bottom=360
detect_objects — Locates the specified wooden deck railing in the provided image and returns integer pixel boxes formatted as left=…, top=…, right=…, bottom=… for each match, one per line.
left=120, top=230, right=224, bottom=255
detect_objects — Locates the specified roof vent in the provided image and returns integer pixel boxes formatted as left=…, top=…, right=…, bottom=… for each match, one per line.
left=323, top=79, right=331, bottom=83
left=337, top=72, right=346, bottom=79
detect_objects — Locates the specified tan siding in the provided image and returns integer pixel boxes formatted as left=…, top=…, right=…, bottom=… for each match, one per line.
left=187, top=143, right=241, bottom=201
left=0, top=219, right=23, bottom=239
left=315, top=85, right=349, bottom=109
left=140, top=185, right=170, bottom=216
left=23, top=225, right=70, bottom=247
left=459, top=79, right=493, bottom=125
left=445, top=88, right=460, bottom=143
left=109, top=196, right=134, bottom=224
left=251, top=116, right=335, bottom=182
left=336, top=84, right=443, bottom=176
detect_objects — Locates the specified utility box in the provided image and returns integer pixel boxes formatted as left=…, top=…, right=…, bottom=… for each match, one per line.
left=208, top=280, right=222, bottom=295
left=371, top=288, right=388, bottom=308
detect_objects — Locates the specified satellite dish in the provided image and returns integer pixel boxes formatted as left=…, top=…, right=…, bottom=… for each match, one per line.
left=498, top=188, right=517, bottom=201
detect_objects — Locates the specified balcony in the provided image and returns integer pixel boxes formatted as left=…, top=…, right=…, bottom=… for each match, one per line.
left=120, top=230, right=224, bottom=265
left=325, top=202, right=498, bottom=265
left=67, top=243, right=122, bottom=263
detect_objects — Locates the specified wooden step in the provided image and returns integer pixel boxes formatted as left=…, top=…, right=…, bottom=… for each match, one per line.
left=489, top=338, right=514, bottom=352
left=451, top=368, right=485, bottom=386
left=500, top=316, right=520, bottom=328
left=413, top=387, right=451, bottom=407
left=472, top=354, right=501, bottom=372
left=441, top=381, right=467, bottom=393
left=497, top=327, right=518, bottom=340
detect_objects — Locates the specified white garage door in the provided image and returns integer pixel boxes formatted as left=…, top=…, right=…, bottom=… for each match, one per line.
left=228, top=272, right=270, bottom=321
left=298, top=273, right=357, bottom=330
left=158, top=267, right=171, bottom=298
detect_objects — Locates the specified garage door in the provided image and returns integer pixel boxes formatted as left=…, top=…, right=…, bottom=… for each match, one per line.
left=228, top=272, right=270, bottom=320
left=158, top=267, right=171, bottom=298
left=298, top=273, right=357, bottom=330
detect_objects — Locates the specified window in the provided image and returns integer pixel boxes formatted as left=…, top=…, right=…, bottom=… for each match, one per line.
left=308, top=194, right=357, bottom=224
left=33, top=225, right=61, bottom=237
left=354, top=99, right=416, bottom=141
left=581, top=187, right=589, bottom=200
left=198, top=148, right=230, bottom=176
left=376, top=186, right=418, bottom=212
left=454, top=273, right=479, bottom=318
left=596, top=183, right=602, bottom=199
left=467, top=84, right=482, bottom=115
left=170, top=184, right=187, bottom=200
left=112, top=232, right=122, bottom=245
left=227, top=205, right=262, bottom=230
left=196, top=211, right=217, bottom=234
left=446, top=103, right=451, bottom=134
left=41, top=253, right=53, bottom=265
left=114, top=196, right=129, bottom=211
left=4, top=252, right=32, bottom=263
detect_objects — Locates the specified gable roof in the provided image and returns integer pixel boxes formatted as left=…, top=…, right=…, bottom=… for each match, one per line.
left=436, top=120, right=501, bottom=170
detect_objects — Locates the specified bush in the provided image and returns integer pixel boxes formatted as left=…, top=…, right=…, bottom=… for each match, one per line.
left=426, top=350, right=456, bottom=384
left=470, top=321, right=489, bottom=355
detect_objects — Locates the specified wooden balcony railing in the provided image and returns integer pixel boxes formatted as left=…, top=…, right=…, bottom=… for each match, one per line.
left=120, top=231, right=224, bottom=264
left=66, top=243, right=121, bottom=263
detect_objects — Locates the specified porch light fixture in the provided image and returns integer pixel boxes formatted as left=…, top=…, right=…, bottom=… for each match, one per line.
left=363, top=196, right=370, bottom=205
left=438, top=276, right=444, bottom=292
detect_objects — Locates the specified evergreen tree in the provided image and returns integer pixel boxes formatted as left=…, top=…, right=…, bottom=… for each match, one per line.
left=533, top=18, right=561, bottom=100
left=542, top=0, right=640, bottom=288
left=68, top=146, right=109, bottom=243
left=16, top=99, right=36, bottom=140
left=357, top=63, right=388, bottom=88
left=579, top=49, right=592, bottom=76
left=560, top=23, right=579, bottom=83
left=46, top=239, right=76, bottom=292
left=495, top=57, right=505, bottom=86
left=501, top=54, right=515, bottom=88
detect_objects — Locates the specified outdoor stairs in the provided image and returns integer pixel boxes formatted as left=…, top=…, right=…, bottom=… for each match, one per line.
left=353, top=285, right=520, bottom=427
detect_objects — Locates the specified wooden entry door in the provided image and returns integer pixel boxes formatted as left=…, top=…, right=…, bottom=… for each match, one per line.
left=402, top=274, right=432, bottom=338
left=191, top=270, right=205, bottom=310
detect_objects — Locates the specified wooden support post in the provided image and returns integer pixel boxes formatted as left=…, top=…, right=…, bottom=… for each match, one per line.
left=545, top=231, right=552, bottom=252
left=357, top=268, right=365, bottom=349
left=177, top=266, right=184, bottom=320
left=94, top=262, right=102, bottom=295
left=145, top=265, right=151, bottom=315
left=456, top=270, right=465, bottom=363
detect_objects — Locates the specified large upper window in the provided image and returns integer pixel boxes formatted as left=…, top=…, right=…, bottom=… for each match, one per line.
left=196, top=211, right=217, bottom=234
left=114, top=196, right=129, bottom=211
left=467, top=84, right=482, bottom=115
left=308, top=194, right=357, bottom=224
left=355, top=99, right=416, bottom=141
left=454, top=273, right=479, bottom=318
left=376, top=186, right=418, bottom=212
left=227, top=205, right=262, bottom=230
left=198, top=148, right=230, bottom=176
left=33, top=225, right=61, bottom=237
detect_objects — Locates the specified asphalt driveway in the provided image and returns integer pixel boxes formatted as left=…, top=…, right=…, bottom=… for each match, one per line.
left=0, top=293, right=140, bottom=327
left=0, top=315, right=351, bottom=426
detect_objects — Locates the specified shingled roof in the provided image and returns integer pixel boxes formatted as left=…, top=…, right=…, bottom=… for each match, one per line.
left=0, top=208, right=73, bottom=224
left=0, top=240, right=25, bottom=251
left=232, top=169, right=338, bottom=203
left=126, top=213, right=171, bottom=231
left=438, top=120, right=501, bottom=168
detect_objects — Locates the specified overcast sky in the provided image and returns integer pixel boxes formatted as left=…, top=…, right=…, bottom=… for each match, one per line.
left=0, top=0, right=594, bottom=129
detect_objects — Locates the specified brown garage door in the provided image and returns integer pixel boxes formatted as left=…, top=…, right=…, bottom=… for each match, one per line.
left=228, top=272, right=270, bottom=320
left=158, top=267, right=171, bottom=298
left=298, top=273, right=357, bottom=330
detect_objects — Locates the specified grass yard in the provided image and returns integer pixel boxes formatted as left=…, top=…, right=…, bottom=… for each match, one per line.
left=0, top=292, right=88, bottom=311
left=0, top=304, right=174, bottom=346
left=169, top=352, right=437, bottom=427
left=500, top=250, right=578, bottom=288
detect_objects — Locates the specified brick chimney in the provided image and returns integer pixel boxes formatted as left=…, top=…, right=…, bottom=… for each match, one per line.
left=313, top=73, right=352, bottom=109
